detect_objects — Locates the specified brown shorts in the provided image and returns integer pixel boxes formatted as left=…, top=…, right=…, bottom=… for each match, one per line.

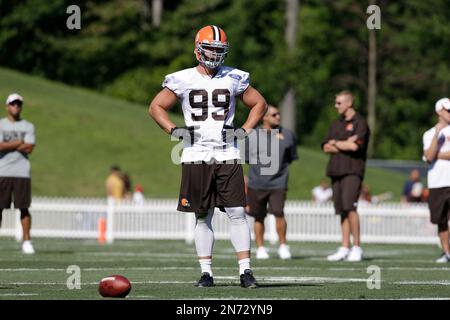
left=246, top=188, right=287, bottom=219
left=428, top=187, right=450, bottom=225
left=331, top=175, right=362, bottom=215
left=0, top=177, right=31, bottom=209
left=177, top=162, right=246, bottom=214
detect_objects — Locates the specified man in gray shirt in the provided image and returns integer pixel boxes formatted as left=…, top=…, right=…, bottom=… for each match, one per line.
left=0, top=93, right=36, bottom=254
left=246, top=105, right=298, bottom=259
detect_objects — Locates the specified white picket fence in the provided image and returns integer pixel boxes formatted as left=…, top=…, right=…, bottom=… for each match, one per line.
left=0, top=197, right=438, bottom=244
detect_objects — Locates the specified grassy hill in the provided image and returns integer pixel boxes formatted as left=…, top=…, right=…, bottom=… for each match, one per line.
left=0, top=67, right=407, bottom=199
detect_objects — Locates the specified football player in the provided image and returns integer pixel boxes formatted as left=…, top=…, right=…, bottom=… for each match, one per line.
left=149, top=25, right=267, bottom=288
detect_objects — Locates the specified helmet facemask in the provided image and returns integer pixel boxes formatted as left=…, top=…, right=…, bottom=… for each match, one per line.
left=196, top=41, right=229, bottom=69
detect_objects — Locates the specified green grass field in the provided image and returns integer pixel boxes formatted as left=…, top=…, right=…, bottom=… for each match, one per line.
left=0, top=67, right=408, bottom=199
left=0, top=238, right=448, bottom=300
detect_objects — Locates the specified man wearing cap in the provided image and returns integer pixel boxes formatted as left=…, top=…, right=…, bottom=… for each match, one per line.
left=423, top=97, right=450, bottom=263
left=0, top=93, right=36, bottom=254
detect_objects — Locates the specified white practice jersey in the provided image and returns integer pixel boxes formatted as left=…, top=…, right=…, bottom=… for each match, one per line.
left=423, top=125, right=450, bottom=189
left=163, top=66, right=249, bottom=163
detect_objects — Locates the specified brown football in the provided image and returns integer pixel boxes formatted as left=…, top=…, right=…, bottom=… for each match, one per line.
left=98, top=275, right=131, bottom=298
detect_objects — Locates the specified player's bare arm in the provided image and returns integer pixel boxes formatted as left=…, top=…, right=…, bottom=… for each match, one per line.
left=424, top=122, right=447, bottom=162
left=148, top=88, right=179, bottom=134
left=17, top=143, right=34, bottom=154
left=239, top=85, right=267, bottom=132
left=0, top=139, right=23, bottom=152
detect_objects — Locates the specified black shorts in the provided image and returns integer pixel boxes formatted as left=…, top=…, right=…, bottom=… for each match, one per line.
left=428, top=187, right=450, bottom=225
left=177, top=162, right=246, bottom=214
left=0, top=177, right=31, bottom=209
left=246, top=188, right=287, bottom=219
left=331, top=175, right=362, bottom=215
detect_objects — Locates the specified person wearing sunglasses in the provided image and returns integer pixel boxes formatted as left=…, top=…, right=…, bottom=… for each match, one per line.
left=0, top=93, right=36, bottom=254
left=245, top=105, right=298, bottom=260
left=322, top=91, right=370, bottom=262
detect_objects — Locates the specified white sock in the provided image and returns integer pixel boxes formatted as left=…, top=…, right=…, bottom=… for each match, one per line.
left=224, top=207, right=251, bottom=252
left=199, top=259, right=213, bottom=277
left=238, top=258, right=250, bottom=275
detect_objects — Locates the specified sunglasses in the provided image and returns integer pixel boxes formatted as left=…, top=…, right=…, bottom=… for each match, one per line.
left=8, top=101, right=23, bottom=107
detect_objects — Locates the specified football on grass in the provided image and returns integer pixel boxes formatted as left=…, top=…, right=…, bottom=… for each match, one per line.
left=98, top=275, right=131, bottom=298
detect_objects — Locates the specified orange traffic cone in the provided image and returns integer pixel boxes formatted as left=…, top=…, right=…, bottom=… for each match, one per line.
left=98, top=217, right=106, bottom=244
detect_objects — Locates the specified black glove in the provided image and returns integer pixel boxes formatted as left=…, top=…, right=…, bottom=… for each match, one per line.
left=170, top=126, right=201, bottom=143
left=222, top=125, right=247, bottom=142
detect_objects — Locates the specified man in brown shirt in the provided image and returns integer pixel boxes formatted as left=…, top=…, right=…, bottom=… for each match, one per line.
left=322, top=91, right=370, bottom=262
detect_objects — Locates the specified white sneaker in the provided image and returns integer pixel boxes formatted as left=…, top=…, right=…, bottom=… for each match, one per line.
left=278, top=244, right=292, bottom=260
left=327, top=247, right=350, bottom=261
left=435, top=252, right=450, bottom=263
left=347, top=246, right=363, bottom=262
left=22, top=240, right=35, bottom=254
left=256, top=246, right=269, bottom=259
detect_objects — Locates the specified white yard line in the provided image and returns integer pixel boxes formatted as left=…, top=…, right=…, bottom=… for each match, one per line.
left=2, top=276, right=368, bottom=286
left=0, top=268, right=66, bottom=272
left=305, top=257, right=437, bottom=263
left=394, top=297, right=450, bottom=300
left=1, top=266, right=450, bottom=272
left=393, top=280, right=450, bottom=286
left=0, top=293, right=39, bottom=296
left=256, top=276, right=368, bottom=283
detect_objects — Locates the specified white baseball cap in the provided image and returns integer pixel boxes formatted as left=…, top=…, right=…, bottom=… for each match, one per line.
left=6, top=93, right=24, bottom=105
left=435, top=97, right=450, bottom=113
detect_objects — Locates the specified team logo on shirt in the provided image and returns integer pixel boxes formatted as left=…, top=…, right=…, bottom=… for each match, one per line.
left=228, top=73, right=242, bottom=81
left=2, top=131, right=25, bottom=142
left=345, top=123, right=354, bottom=131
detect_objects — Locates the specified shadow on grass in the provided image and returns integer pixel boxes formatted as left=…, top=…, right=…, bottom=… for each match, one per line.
left=290, top=256, right=310, bottom=260
left=33, top=250, right=75, bottom=254
left=256, top=283, right=321, bottom=288
left=211, top=283, right=321, bottom=288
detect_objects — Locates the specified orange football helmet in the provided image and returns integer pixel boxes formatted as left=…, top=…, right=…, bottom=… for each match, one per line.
left=194, top=25, right=229, bottom=69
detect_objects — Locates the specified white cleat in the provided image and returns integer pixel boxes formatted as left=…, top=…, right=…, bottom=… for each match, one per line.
left=256, top=246, right=270, bottom=259
left=22, top=240, right=35, bottom=255
left=346, top=246, right=363, bottom=262
left=327, top=247, right=350, bottom=261
left=435, top=253, right=450, bottom=263
left=278, top=244, right=292, bottom=260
